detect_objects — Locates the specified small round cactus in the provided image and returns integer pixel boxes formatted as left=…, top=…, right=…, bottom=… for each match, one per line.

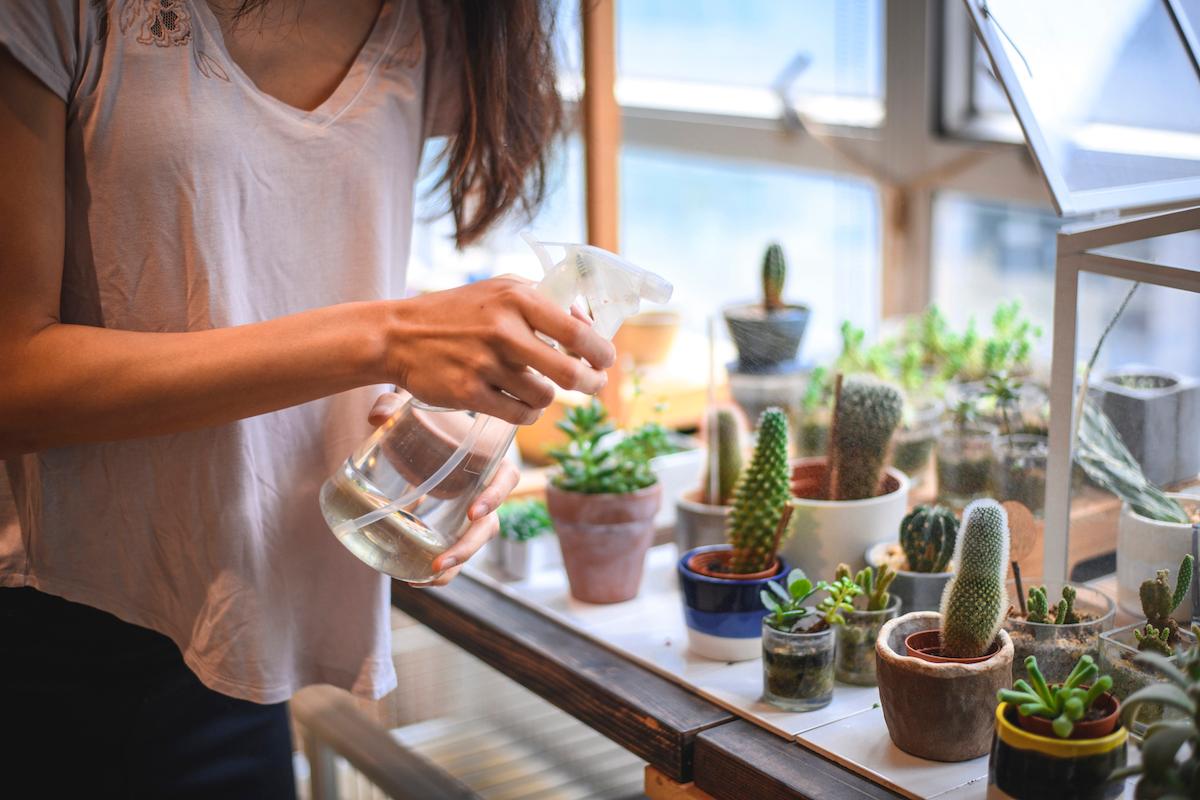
left=830, top=379, right=903, bottom=501
left=727, top=408, right=792, bottom=574
left=899, top=505, right=958, bottom=573
left=702, top=407, right=743, bottom=506
left=762, top=243, right=786, bottom=312
left=940, top=499, right=1010, bottom=659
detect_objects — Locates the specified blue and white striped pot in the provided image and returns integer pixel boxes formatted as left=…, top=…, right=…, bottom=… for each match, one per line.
left=678, top=545, right=787, bottom=662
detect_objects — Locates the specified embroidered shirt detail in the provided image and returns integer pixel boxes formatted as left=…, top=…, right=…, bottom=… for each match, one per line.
left=120, top=0, right=191, bottom=47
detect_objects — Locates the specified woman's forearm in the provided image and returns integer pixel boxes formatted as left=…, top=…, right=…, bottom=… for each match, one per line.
left=0, top=301, right=390, bottom=456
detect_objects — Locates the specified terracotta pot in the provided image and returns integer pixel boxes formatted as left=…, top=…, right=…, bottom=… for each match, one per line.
left=545, top=482, right=662, bottom=604
left=686, top=548, right=780, bottom=581
left=1015, top=691, right=1120, bottom=741
left=903, top=629, right=1002, bottom=664
left=876, top=611, right=1013, bottom=762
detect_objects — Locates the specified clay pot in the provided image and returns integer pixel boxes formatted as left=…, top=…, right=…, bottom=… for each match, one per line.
left=903, top=629, right=1002, bottom=664
left=546, top=482, right=662, bottom=604
left=1015, top=691, right=1120, bottom=741
left=876, top=611, right=1014, bottom=762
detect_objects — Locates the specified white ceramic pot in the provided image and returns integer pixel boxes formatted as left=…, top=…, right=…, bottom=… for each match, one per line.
left=648, top=437, right=704, bottom=533
left=1117, top=494, right=1198, bottom=621
left=780, top=457, right=911, bottom=583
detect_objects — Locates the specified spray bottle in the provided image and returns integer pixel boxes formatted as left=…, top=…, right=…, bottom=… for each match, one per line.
left=320, top=235, right=673, bottom=583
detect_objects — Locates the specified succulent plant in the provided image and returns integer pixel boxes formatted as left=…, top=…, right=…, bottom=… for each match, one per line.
left=760, top=568, right=821, bottom=633
left=837, top=562, right=895, bottom=612
left=497, top=499, right=552, bottom=542
left=762, top=243, right=786, bottom=312
left=1025, top=585, right=1080, bottom=625
left=549, top=399, right=656, bottom=494
left=1136, top=555, right=1195, bottom=653
left=939, top=499, right=1010, bottom=659
left=817, top=575, right=863, bottom=626
left=727, top=408, right=792, bottom=574
left=997, top=654, right=1113, bottom=739
left=1027, top=586, right=1051, bottom=624
left=702, top=407, right=742, bottom=506
left=830, top=379, right=903, bottom=501
left=899, top=504, right=959, bottom=574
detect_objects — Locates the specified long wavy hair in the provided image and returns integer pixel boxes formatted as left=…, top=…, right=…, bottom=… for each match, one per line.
left=94, top=0, right=564, bottom=248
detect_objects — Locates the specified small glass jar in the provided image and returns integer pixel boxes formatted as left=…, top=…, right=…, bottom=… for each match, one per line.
left=891, top=396, right=945, bottom=486
left=762, top=619, right=836, bottom=711
left=935, top=424, right=997, bottom=512
left=991, top=434, right=1049, bottom=518
left=1003, top=581, right=1115, bottom=684
left=835, top=595, right=902, bottom=686
left=1100, top=622, right=1197, bottom=736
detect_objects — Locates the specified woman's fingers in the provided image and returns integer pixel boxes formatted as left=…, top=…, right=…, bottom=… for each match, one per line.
left=519, top=292, right=615, bottom=371
left=484, top=365, right=557, bottom=411
left=468, top=461, right=519, bottom=521
left=367, top=392, right=404, bottom=427
left=420, top=563, right=463, bottom=587
left=501, top=334, right=607, bottom=395
left=472, top=386, right=541, bottom=425
left=430, top=512, right=499, bottom=575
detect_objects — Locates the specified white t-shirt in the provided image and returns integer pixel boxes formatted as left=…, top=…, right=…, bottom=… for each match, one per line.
left=0, top=0, right=462, bottom=703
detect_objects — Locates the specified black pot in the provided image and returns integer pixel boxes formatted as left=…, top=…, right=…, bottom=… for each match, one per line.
left=723, top=304, right=810, bottom=372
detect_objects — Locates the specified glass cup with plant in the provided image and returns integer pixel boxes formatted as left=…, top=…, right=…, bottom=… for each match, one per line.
left=834, top=562, right=901, bottom=686
left=935, top=397, right=996, bottom=512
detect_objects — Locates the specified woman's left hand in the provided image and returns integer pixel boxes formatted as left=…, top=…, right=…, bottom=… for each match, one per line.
left=367, top=392, right=519, bottom=587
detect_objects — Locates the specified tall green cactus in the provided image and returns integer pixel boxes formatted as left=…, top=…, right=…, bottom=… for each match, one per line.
left=899, top=505, right=958, bottom=573
left=831, top=379, right=903, bottom=501
left=1136, top=554, right=1194, bottom=653
left=762, top=243, right=786, bottom=312
left=940, top=499, right=1010, bottom=659
left=727, top=408, right=792, bottom=574
left=702, top=407, right=743, bottom=506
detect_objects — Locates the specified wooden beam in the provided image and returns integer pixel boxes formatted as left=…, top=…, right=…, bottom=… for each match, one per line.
left=391, top=575, right=733, bottom=782
left=645, top=765, right=717, bottom=800
left=581, top=0, right=620, bottom=252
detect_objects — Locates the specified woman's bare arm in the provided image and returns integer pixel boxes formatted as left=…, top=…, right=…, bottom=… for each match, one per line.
left=0, top=53, right=613, bottom=457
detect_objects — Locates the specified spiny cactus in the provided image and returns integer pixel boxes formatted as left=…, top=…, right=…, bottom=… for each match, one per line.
left=702, top=407, right=743, bottom=506
left=1027, top=586, right=1050, bottom=623
left=762, top=243, right=786, bottom=312
left=899, top=505, right=959, bottom=573
left=1136, top=554, right=1194, bottom=651
left=726, top=408, right=792, bottom=574
left=837, top=562, right=896, bottom=612
left=940, top=499, right=1010, bottom=659
left=1055, top=586, right=1080, bottom=625
left=830, top=379, right=903, bottom=501
left=1026, top=585, right=1080, bottom=625
left=1135, top=623, right=1174, bottom=656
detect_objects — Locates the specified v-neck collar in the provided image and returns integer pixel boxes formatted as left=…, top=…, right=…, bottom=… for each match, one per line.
left=189, top=0, right=404, bottom=127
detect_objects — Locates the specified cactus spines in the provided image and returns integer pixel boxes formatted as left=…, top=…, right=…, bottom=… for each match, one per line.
left=1055, top=585, right=1080, bottom=625
left=1135, top=624, right=1174, bottom=656
left=762, top=243, right=786, bottom=312
left=830, top=379, right=903, bottom=501
left=726, top=408, right=792, bottom=574
left=899, top=504, right=959, bottom=573
left=939, top=499, right=1010, bottom=659
left=702, top=407, right=743, bottom=506
left=1027, top=586, right=1050, bottom=623
left=1136, top=555, right=1194, bottom=647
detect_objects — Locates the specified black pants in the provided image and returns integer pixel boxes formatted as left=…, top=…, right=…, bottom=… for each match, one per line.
left=0, top=587, right=296, bottom=799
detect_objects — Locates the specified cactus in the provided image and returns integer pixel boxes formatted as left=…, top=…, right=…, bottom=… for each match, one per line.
left=1027, top=586, right=1050, bottom=623
left=762, top=243, right=786, bottom=312
left=939, top=499, right=1010, bottom=659
left=702, top=407, right=743, bottom=506
left=1055, top=585, right=1080, bottom=625
left=899, top=505, right=959, bottom=574
left=726, top=408, right=792, bottom=574
left=1136, top=554, right=1194, bottom=650
left=838, top=562, right=896, bottom=612
left=830, top=379, right=903, bottom=501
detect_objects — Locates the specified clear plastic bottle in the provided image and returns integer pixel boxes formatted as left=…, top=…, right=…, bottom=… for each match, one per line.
left=320, top=235, right=672, bottom=583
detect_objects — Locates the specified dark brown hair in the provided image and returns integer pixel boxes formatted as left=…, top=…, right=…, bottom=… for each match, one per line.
left=94, top=0, right=563, bottom=248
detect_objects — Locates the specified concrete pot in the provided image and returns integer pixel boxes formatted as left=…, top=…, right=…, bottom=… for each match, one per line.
left=780, top=458, right=911, bottom=583
left=546, top=483, right=662, bottom=604
left=1096, top=368, right=1200, bottom=486
left=723, top=303, right=810, bottom=372
left=485, top=534, right=560, bottom=582
left=875, top=611, right=1013, bottom=762
left=865, top=541, right=953, bottom=613
left=1116, top=494, right=1199, bottom=621
left=674, top=489, right=731, bottom=554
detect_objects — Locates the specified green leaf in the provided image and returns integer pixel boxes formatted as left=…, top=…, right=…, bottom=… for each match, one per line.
left=1140, top=720, right=1192, bottom=775
left=1052, top=713, right=1073, bottom=738
left=1120, top=683, right=1197, bottom=727
left=760, top=590, right=782, bottom=613
left=1134, top=651, right=1192, bottom=689
left=769, top=581, right=791, bottom=603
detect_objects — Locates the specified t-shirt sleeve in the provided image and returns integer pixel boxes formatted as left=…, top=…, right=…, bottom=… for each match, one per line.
left=418, top=0, right=465, bottom=139
left=0, top=0, right=86, bottom=102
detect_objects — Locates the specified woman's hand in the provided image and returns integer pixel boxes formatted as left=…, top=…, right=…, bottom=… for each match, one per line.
left=368, top=392, right=518, bottom=586
left=385, top=277, right=615, bottom=425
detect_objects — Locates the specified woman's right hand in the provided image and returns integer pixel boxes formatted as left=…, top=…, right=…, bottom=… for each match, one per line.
left=385, top=277, right=615, bottom=424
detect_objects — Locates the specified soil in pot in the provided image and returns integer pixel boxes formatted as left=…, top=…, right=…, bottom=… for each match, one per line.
left=1004, top=583, right=1113, bottom=684
left=762, top=620, right=835, bottom=711
left=835, top=596, right=901, bottom=686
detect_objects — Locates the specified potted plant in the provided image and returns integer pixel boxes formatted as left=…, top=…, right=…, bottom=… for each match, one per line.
left=876, top=499, right=1015, bottom=762
left=487, top=499, right=556, bottom=582
left=1112, top=624, right=1200, bottom=797
left=782, top=377, right=911, bottom=582
left=1096, top=366, right=1200, bottom=487
left=989, top=655, right=1127, bottom=799
left=675, top=406, right=742, bottom=554
left=1100, top=556, right=1198, bottom=735
left=986, top=372, right=1049, bottom=519
left=834, top=562, right=901, bottom=686
left=1004, top=582, right=1115, bottom=684
left=723, top=243, right=810, bottom=373
left=796, top=366, right=832, bottom=457
left=760, top=569, right=861, bottom=711
left=867, top=504, right=959, bottom=613
left=545, top=399, right=662, bottom=604
left=1075, top=398, right=1197, bottom=620
left=678, top=408, right=793, bottom=662
left=936, top=397, right=997, bottom=513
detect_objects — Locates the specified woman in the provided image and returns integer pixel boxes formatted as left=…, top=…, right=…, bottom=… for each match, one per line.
left=0, top=1, right=610, bottom=796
